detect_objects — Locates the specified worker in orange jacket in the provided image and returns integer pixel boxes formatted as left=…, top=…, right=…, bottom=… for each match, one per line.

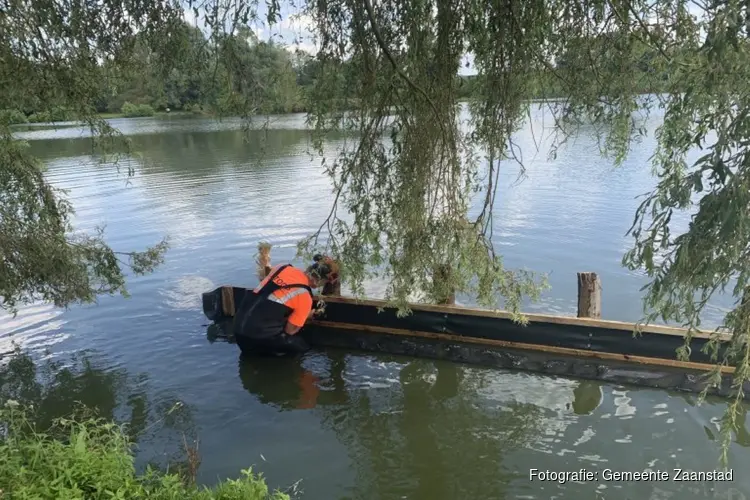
left=233, top=255, right=337, bottom=356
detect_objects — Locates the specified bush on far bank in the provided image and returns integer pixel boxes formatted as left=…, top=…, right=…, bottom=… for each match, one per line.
left=121, top=101, right=156, bottom=117
left=28, top=107, right=75, bottom=123
left=0, top=109, right=27, bottom=125
left=0, top=107, right=76, bottom=125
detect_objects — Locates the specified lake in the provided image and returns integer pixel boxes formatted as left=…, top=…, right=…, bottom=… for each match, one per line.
left=2, top=109, right=748, bottom=499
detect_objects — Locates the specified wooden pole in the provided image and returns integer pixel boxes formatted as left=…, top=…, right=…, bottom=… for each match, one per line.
left=322, top=259, right=342, bottom=296
left=256, top=242, right=272, bottom=280
left=433, top=264, right=456, bottom=305
left=577, top=272, right=602, bottom=319
left=221, top=286, right=236, bottom=317
left=322, top=279, right=341, bottom=296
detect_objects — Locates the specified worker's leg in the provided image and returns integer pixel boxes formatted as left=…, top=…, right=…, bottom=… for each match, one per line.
left=274, top=333, right=310, bottom=354
left=235, top=333, right=309, bottom=356
left=235, top=335, right=266, bottom=355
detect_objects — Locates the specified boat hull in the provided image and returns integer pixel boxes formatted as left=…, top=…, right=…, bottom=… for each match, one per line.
left=202, top=286, right=745, bottom=398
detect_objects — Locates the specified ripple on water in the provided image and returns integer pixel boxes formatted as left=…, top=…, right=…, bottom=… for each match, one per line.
left=160, top=275, right=217, bottom=311
left=555, top=448, right=577, bottom=457
left=578, top=454, right=609, bottom=463
left=612, top=389, right=637, bottom=417
left=478, top=371, right=578, bottom=410
left=709, top=416, right=722, bottom=432
left=0, top=303, right=69, bottom=356
left=573, top=427, right=596, bottom=446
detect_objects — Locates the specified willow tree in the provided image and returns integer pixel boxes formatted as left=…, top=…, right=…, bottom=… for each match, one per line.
left=299, top=0, right=750, bottom=463
left=3, top=0, right=750, bottom=461
left=0, top=0, right=276, bottom=312
left=0, top=0, right=184, bottom=312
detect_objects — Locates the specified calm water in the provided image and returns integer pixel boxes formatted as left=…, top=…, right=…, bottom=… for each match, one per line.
left=2, top=110, right=748, bottom=499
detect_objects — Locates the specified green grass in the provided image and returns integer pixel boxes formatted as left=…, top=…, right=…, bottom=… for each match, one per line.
left=0, top=402, right=290, bottom=500
left=97, top=112, right=128, bottom=119
left=96, top=110, right=199, bottom=119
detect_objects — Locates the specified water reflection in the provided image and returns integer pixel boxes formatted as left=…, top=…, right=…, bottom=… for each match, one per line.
left=23, top=110, right=738, bottom=323
left=30, top=126, right=342, bottom=264
left=571, top=380, right=604, bottom=415
left=231, top=340, right=547, bottom=499
left=0, top=349, right=198, bottom=474
left=238, top=355, right=323, bottom=411
left=0, top=303, right=68, bottom=355
left=26, top=124, right=334, bottom=166
left=13, top=113, right=327, bottom=142
left=223, top=324, right=750, bottom=499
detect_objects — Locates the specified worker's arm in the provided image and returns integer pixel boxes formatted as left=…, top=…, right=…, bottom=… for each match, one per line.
left=284, top=322, right=302, bottom=335
left=285, top=308, right=316, bottom=334
left=284, top=293, right=314, bottom=335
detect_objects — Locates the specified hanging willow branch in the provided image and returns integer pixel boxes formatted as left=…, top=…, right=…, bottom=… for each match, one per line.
left=0, top=0, right=284, bottom=313
left=298, top=0, right=750, bottom=462
left=299, top=0, right=549, bottom=317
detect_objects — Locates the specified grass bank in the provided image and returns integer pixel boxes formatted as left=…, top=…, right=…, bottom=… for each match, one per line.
left=0, top=348, right=293, bottom=500
left=0, top=402, right=289, bottom=500
left=2, top=98, right=363, bottom=125
left=96, top=110, right=204, bottom=120
left=1, top=106, right=211, bottom=125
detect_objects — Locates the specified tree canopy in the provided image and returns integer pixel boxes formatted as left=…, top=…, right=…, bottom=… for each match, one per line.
left=3, top=0, right=750, bottom=461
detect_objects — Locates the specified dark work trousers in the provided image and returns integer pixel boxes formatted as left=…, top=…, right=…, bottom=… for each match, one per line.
left=236, top=332, right=310, bottom=357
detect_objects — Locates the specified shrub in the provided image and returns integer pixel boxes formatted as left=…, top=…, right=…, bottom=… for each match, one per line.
left=0, top=402, right=290, bottom=500
left=48, top=106, right=73, bottom=122
left=121, top=101, right=156, bottom=117
left=26, top=107, right=73, bottom=123
left=27, top=110, right=51, bottom=123
left=183, top=103, right=206, bottom=114
left=0, top=109, right=28, bottom=125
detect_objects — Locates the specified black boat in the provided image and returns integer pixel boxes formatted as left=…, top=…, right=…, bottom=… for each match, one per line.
left=202, top=285, right=745, bottom=398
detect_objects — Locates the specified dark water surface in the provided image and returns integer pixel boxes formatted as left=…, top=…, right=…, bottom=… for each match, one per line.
left=2, top=110, right=749, bottom=499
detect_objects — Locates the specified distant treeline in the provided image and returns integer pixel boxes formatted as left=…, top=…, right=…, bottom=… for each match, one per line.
left=0, top=22, right=670, bottom=124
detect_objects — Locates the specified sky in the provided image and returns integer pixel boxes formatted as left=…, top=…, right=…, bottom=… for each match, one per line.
left=181, top=0, right=709, bottom=77
left=181, top=3, right=317, bottom=53
left=180, top=1, right=479, bottom=75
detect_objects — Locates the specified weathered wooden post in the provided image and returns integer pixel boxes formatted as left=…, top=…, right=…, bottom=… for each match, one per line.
left=433, top=264, right=456, bottom=305
left=322, top=279, right=341, bottom=296
left=220, top=286, right=236, bottom=317
left=577, top=272, right=602, bottom=319
left=321, top=258, right=342, bottom=296
left=316, top=257, right=341, bottom=317
left=256, top=242, right=272, bottom=280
